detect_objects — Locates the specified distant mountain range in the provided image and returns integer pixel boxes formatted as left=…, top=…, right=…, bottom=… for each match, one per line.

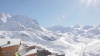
left=47, top=25, right=100, bottom=38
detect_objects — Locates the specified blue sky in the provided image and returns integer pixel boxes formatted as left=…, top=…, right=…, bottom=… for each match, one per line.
left=0, top=0, right=100, bottom=27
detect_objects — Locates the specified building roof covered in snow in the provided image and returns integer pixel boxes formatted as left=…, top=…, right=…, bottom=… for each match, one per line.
left=23, top=49, right=37, bottom=56
left=0, top=39, right=21, bottom=48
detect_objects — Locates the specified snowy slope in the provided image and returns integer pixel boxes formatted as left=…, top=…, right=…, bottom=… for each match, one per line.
left=83, top=40, right=100, bottom=56
left=47, top=25, right=100, bottom=56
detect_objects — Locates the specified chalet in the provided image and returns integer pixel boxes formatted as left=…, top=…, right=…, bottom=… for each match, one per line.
left=23, top=49, right=37, bottom=56
left=0, top=39, right=21, bottom=56
left=18, top=44, right=36, bottom=56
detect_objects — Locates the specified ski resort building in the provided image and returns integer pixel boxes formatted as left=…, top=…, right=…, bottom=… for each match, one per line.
left=23, top=49, right=37, bottom=56
left=0, top=39, right=21, bottom=56
left=18, top=44, right=36, bottom=56
left=0, top=39, right=65, bottom=56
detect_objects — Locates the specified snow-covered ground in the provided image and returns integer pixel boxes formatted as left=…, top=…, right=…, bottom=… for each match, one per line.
left=0, top=13, right=100, bottom=56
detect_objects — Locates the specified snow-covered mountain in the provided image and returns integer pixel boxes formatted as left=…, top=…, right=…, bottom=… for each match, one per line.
left=0, top=13, right=100, bottom=56
left=47, top=25, right=100, bottom=56
left=0, top=13, right=61, bottom=40
left=47, top=25, right=100, bottom=38
left=0, top=13, right=68, bottom=54
left=0, top=13, right=42, bottom=31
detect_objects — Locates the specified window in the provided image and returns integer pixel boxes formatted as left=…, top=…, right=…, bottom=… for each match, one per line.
left=3, top=51, right=13, bottom=55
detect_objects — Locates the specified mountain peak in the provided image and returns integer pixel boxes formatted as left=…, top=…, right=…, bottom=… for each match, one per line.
left=0, top=12, right=11, bottom=23
left=0, top=13, right=42, bottom=30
